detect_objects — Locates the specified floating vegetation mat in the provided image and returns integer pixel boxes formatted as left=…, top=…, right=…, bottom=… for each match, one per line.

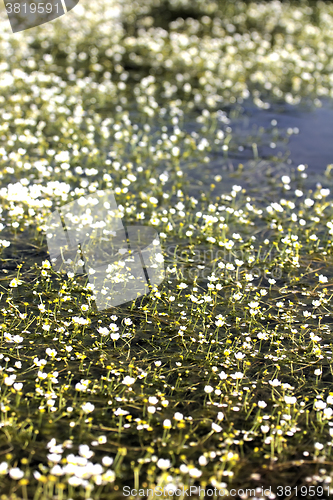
left=0, top=0, right=333, bottom=498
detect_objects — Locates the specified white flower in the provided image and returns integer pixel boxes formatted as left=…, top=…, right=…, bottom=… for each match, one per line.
left=79, top=445, right=94, bottom=459
left=314, top=400, right=326, bottom=410
left=0, top=462, right=8, bottom=475
left=55, top=151, right=70, bottom=163
left=81, top=402, right=95, bottom=414
left=47, top=453, right=62, bottom=463
left=72, top=316, right=90, bottom=325
left=46, top=348, right=57, bottom=357
left=147, top=406, right=156, bottom=414
left=98, top=327, right=109, bottom=336
left=173, top=412, right=183, bottom=421
left=235, top=259, right=244, bottom=267
left=178, top=282, right=187, bottom=289
left=284, top=396, right=297, bottom=405
left=102, top=469, right=116, bottom=483
left=319, top=274, right=328, bottom=283
left=75, top=380, right=90, bottom=392
left=257, top=332, right=268, bottom=340
left=188, top=467, right=202, bottom=478
left=258, top=401, right=267, bottom=409
left=122, top=376, right=136, bottom=386
left=148, top=397, right=158, bottom=405
left=9, top=278, right=22, bottom=288
left=309, top=332, right=322, bottom=342
left=12, top=335, right=23, bottom=343
left=261, top=425, right=270, bottom=433
left=314, top=442, right=324, bottom=450
left=163, top=419, right=172, bottom=429
left=68, top=476, right=83, bottom=486
left=97, top=435, right=107, bottom=444
left=204, top=385, right=214, bottom=394
left=157, top=458, right=171, bottom=470
left=226, top=263, right=235, bottom=271
left=47, top=438, right=56, bottom=449
left=324, top=408, right=333, bottom=419
left=50, top=465, right=64, bottom=476
left=102, top=456, right=113, bottom=466
left=4, top=375, right=16, bottom=386
left=9, top=468, right=24, bottom=480
left=114, top=408, right=129, bottom=416
left=212, top=423, right=222, bottom=432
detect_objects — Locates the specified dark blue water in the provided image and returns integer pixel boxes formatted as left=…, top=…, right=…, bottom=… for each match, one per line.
left=187, top=97, right=333, bottom=197
left=237, top=98, right=333, bottom=174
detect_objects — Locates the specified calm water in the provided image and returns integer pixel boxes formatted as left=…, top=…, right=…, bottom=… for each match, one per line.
left=185, top=97, right=333, bottom=197
left=239, top=98, right=333, bottom=173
